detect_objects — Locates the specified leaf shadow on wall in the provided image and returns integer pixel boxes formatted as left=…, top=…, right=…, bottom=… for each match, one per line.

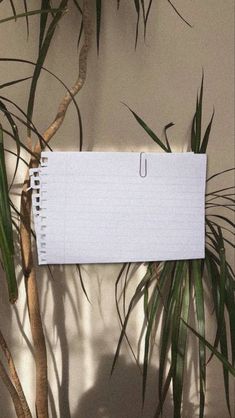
left=40, top=263, right=83, bottom=418
left=39, top=261, right=199, bottom=418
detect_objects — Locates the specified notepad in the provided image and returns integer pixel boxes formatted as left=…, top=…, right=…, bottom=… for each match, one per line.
left=30, top=151, right=207, bottom=265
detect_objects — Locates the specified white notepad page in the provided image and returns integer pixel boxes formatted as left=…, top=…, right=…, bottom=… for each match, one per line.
left=30, top=152, right=207, bottom=264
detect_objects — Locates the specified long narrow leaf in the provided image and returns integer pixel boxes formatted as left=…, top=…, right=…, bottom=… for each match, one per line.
left=172, top=265, right=190, bottom=418
left=0, top=76, right=32, bottom=90
left=0, top=101, right=52, bottom=153
left=207, top=214, right=235, bottom=229
left=199, top=110, right=214, bottom=153
left=143, top=261, right=174, bottom=402
left=145, top=0, right=153, bottom=33
left=0, top=100, right=20, bottom=187
left=22, top=0, right=29, bottom=37
left=158, top=261, right=184, bottom=414
left=9, top=0, right=16, bottom=20
left=0, top=220, right=18, bottom=303
left=195, top=74, right=203, bottom=153
left=183, top=321, right=235, bottom=377
left=164, top=122, right=174, bottom=152
left=0, top=126, right=18, bottom=303
left=0, top=8, right=63, bottom=25
left=111, top=266, right=152, bottom=374
left=96, top=0, right=102, bottom=53
left=192, top=259, right=205, bottom=418
left=124, top=104, right=169, bottom=152
left=167, top=0, right=192, bottom=28
left=73, top=0, right=82, bottom=14
left=39, top=0, right=51, bottom=49
left=27, top=1, right=68, bottom=129
left=207, top=167, right=235, bottom=183
left=0, top=128, right=14, bottom=251
left=0, top=58, right=83, bottom=153
left=134, top=0, right=140, bottom=49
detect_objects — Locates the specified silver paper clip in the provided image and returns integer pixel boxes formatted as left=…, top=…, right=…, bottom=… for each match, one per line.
left=139, top=152, right=147, bottom=178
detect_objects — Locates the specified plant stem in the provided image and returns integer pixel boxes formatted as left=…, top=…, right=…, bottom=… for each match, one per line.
left=19, top=1, right=91, bottom=416
left=20, top=184, right=48, bottom=418
left=0, top=330, right=32, bottom=417
left=0, top=359, right=25, bottom=418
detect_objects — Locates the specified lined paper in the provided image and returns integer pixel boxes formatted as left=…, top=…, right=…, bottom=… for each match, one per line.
left=30, top=151, right=207, bottom=264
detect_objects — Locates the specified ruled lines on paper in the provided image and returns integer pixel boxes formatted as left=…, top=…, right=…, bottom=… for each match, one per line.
left=30, top=152, right=207, bottom=264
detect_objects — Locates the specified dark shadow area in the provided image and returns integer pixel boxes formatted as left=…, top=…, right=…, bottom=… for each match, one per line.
left=39, top=264, right=80, bottom=418
left=75, top=354, right=178, bottom=418
left=48, top=265, right=75, bottom=418
left=0, top=237, right=22, bottom=417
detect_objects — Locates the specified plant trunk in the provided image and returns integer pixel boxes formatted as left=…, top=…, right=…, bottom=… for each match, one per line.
left=0, top=359, right=25, bottom=418
left=0, top=330, right=32, bottom=417
left=20, top=180, right=48, bottom=418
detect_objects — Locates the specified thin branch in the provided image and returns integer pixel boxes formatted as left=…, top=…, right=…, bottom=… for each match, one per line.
left=0, top=359, right=25, bottom=418
left=0, top=330, right=32, bottom=417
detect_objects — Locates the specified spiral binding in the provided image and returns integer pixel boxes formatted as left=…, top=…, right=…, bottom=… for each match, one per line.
left=29, top=157, right=48, bottom=264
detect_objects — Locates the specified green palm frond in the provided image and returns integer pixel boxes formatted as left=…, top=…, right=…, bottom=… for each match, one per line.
left=93, top=0, right=191, bottom=52
left=114, top=80, right=235, bottom=418
left=0, top=126, right=18, bottom=303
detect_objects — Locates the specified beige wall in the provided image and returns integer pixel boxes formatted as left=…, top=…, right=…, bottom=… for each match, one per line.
left=0, top=1, right=234, bottom=417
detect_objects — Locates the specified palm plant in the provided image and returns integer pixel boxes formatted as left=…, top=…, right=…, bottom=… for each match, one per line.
left=0, top=2, right=90, bottom=417
left=113, top=78, right=235, bottom=418
left=0, top=1, right=234, bottom=418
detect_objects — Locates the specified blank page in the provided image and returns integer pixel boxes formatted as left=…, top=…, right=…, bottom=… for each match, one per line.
left=30, top=151, right=207, bottom=264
